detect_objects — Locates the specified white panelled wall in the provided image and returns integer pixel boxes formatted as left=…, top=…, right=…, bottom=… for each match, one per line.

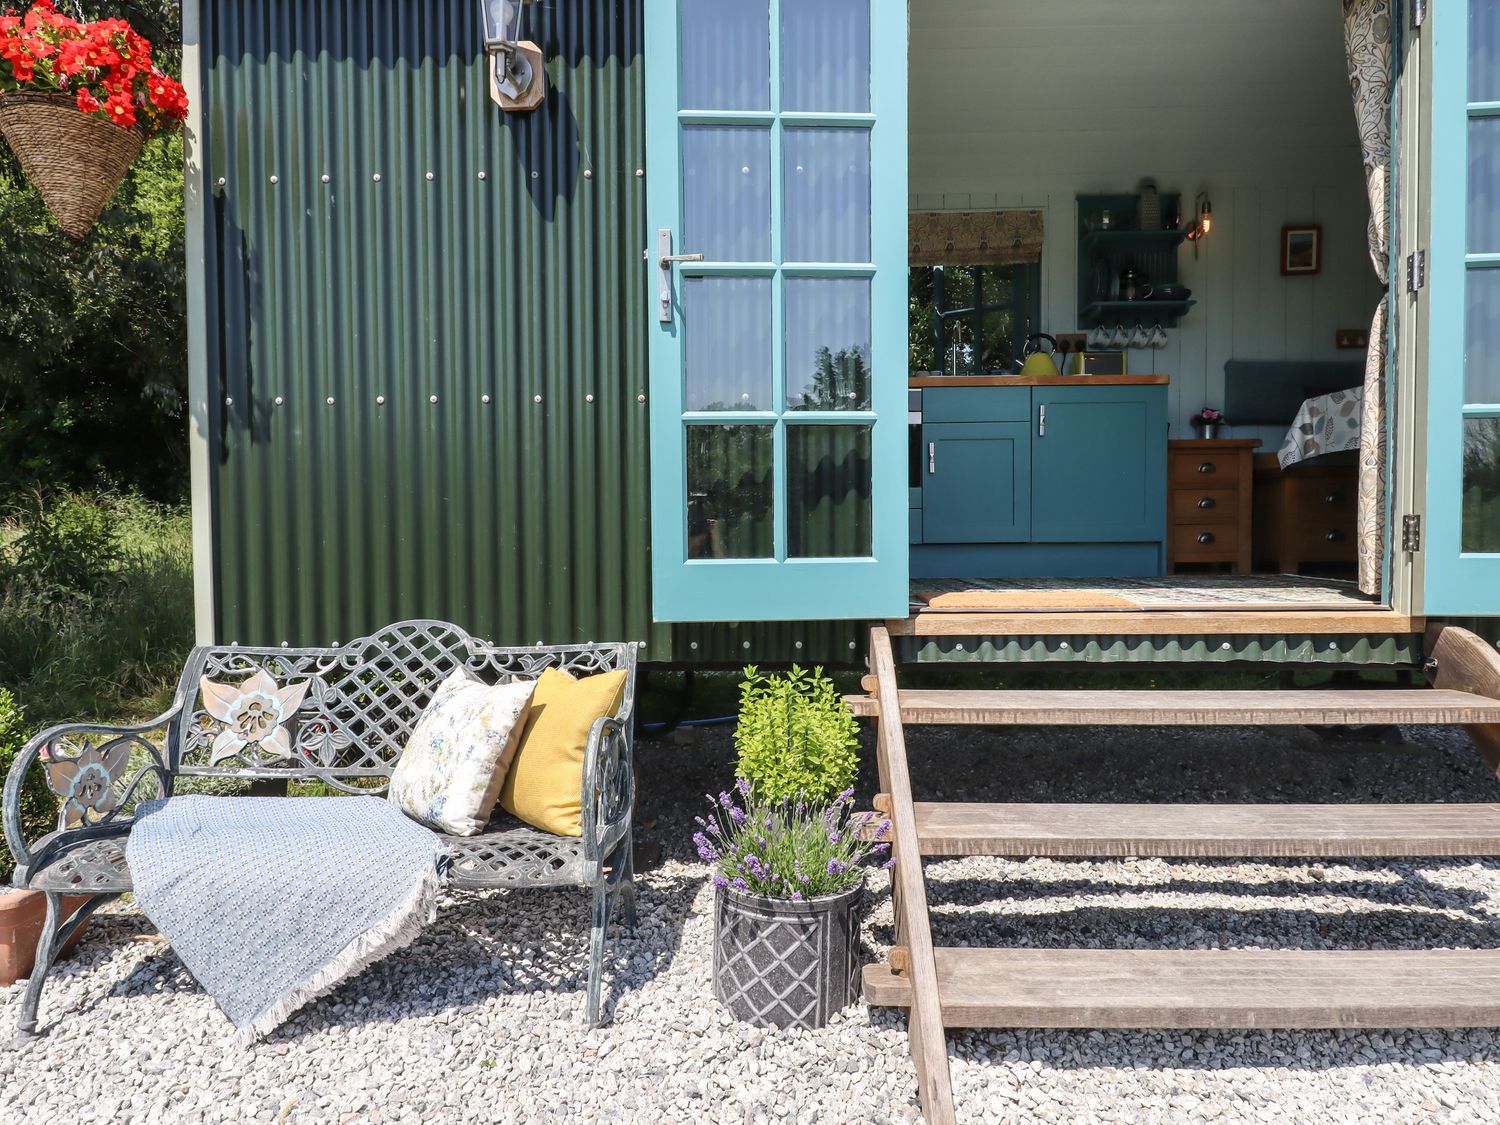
left=909, top=0, right=1385, bottom=445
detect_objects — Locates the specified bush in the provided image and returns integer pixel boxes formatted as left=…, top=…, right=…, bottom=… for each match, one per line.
left=0, top=686, right=52, bottom=883
left=733, top=665, right=860, bottom=805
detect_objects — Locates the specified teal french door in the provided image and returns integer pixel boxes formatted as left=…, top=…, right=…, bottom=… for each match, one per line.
left=645, top=0, right=908, bottom=622
left=1428, top=2, right=1500, bottom=612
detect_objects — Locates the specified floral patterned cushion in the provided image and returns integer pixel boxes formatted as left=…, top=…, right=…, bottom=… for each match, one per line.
left=387, top=669, right=536, bottom=836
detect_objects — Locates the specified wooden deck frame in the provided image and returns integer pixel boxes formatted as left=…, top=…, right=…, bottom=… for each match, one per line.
left=868, top=626, right=956, bottom=1124
left=1426, top=623, right=1500, bottom=777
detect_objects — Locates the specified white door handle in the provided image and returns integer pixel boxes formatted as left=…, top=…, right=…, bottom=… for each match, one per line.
left=656, top=228, right=702, bottom=324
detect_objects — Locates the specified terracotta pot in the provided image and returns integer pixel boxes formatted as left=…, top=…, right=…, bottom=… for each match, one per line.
left=0, top=888, right=93, bottom=987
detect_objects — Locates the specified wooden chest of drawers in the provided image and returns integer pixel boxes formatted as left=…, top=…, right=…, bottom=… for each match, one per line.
left=1166, top=439, right=1260, bottom=573
left=1252, top=453, right=1358, bottom=574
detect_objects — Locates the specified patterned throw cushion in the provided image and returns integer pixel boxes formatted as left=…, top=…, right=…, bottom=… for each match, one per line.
left=388, top=669, right=537, bottom=836
left=499, top=667, right=628, bottom=838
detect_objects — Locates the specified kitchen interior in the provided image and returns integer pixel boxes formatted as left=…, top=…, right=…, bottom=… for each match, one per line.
left=904, top=0, right=1384, bottom=591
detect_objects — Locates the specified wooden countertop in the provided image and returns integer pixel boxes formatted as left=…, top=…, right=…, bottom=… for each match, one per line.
left=1169, top=439, right=1263, bottom=449
left=909, top=374, right=1170, bottom=387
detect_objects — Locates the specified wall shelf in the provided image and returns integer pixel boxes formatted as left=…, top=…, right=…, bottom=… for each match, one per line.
left=1077, top=193, right=1196, bottom=329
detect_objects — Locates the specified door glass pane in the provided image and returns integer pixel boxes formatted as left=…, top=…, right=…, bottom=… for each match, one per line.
left=683, top=126, right=771, bottom=262
left=1474, top=1, right=1500, bottom=102
left=782, top=0, right=870, bottom=113
left=1467, top=270, right=1500, bottom=404
left=783, top=127, right=871, bottom=263
left=685, top=278, right=773, bottom=410
left=785, top=278, right=871, bottom=410
left=788, top=425, right=872, bottom=557
left=680, top=0, right=769, bottom=111
left=1463, top=418, right=1500, bottom=552
left=1468, top=117, right=1500, bottom=253
left=687, top=425, right=774, bottom=559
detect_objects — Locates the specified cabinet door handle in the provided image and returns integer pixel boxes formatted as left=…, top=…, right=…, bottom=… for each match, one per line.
left=1325, top=492, right=1344, bottom=504
left=1197, top=497, right=1216, bottom=509
left=1197, top=532, right=1216, bottom=545
left=928, top=442, right=936, bottom=474
left=1038, top=404, right=1047, bottom=437
left=1325, top=529, right=1344, bottom=542
left=1197, top=461, right=1216, bottom=474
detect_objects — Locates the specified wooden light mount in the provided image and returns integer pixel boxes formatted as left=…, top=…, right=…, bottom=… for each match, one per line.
left=488, top=41, right=545, bottom=112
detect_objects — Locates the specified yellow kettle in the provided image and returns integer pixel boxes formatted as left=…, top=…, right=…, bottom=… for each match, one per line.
left=1017, top=333, right=1061, bottom=377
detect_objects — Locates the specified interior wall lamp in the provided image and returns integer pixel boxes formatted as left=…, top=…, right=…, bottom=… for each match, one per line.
left=482, top=0, right=545, bottom=112
left=1185, top=192, right=1213, bottom=257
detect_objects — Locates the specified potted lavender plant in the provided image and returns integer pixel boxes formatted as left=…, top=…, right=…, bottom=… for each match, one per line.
left=695, top=666, right=890, bottom=1029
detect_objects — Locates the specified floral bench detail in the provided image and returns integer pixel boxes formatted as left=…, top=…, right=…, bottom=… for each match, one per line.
left=2, top=620, right=637, bottom=1037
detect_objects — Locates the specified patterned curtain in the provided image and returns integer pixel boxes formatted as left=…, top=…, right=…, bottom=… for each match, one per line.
left=909, top=210, right=1044, bottom=267
left=1345, top=0, right=1393, bottom=595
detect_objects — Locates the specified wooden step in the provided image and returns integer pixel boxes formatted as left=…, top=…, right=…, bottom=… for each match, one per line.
left=876, top=801, right=1500, bottom=857
left=844, top=688, right=1500, bottom=726
left=863, top=947, right=1500, bottom=1028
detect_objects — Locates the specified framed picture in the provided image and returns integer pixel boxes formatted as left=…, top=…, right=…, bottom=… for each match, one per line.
left=1281, top=225, right=1322, bottom=276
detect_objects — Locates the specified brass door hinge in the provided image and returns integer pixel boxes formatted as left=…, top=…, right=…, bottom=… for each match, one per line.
left=1402, top=514, right=1422, bottom=553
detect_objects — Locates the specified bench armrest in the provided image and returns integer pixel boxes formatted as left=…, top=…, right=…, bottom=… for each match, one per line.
left=4, top=706, right=182, bottom=879
left=580, top=715, right=633, bottom=870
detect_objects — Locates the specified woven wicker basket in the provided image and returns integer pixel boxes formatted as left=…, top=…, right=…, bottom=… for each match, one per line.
left=0, top=91, right=145, bottom=240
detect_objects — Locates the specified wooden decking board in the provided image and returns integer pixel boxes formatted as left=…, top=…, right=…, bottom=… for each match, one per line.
left=888, top=609, right=1422, bottom=637
left=863, top=948, right=1500, bottom=1028
left=890, top=802, right=1500, bottom=857
left=843, top=688, right=1500, bottom=726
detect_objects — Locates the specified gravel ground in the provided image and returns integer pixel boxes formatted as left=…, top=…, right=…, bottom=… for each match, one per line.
left=6, top=719, right=1500, bottom=1123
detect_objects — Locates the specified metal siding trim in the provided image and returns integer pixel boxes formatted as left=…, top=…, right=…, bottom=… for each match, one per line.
left=898, top=635, right=1423, bottom=666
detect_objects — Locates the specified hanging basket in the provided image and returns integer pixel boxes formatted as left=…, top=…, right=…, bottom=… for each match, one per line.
left=0, top=91, right=145, bottom=240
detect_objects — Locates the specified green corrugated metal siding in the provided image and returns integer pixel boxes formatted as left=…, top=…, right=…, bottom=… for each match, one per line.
left=899, top=633, right=1424, bottom=666
left=197, top=0, right=862, bottom=662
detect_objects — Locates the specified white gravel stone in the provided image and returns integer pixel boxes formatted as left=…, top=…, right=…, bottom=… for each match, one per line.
left=6, top=720, right=1500, bottom=1122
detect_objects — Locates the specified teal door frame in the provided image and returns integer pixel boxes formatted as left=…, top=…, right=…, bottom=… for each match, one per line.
left=644, top=0, right=909, bottom=623
left=1426, top=0, right=1500, bottom=613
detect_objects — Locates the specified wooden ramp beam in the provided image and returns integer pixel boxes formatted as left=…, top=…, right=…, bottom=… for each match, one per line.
left=863, top=801, right=1500, bottom=858
left=844, top=688, right=1500, bottom=726
left=889, top=609, right=1422, bottom=637
left=864, top=948, right=1500, bottom=1029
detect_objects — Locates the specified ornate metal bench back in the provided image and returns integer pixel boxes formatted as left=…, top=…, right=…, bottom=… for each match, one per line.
left=174, top=620, right=636, bottom=796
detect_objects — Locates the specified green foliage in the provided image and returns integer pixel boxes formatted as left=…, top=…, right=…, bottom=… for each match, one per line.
left=733, top=665, right=859, bottom=805
left=0, top=492, right=192, bottom=731
left=0, top=685, right=50, bottom=883
left=0, top=0, right=186, bottom=502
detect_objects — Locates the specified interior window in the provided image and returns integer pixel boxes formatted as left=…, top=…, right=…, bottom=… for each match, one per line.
left=909, top=264, right=1039, bottom=376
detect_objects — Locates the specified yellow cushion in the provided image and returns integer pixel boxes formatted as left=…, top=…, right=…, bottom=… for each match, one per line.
left=499, top=666, right=628, bottom=837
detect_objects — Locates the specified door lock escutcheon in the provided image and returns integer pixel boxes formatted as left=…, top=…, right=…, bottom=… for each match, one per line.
left=657, top=228, right=704, bottom=324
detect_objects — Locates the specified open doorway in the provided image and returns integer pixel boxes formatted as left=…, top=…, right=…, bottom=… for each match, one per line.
left=904, top=0, right=1393, bottom=615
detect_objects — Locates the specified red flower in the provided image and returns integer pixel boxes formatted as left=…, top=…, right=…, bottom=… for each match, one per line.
left=74, top=86, right=98, bottom=113
left=103, top=90, right=135, bottom=128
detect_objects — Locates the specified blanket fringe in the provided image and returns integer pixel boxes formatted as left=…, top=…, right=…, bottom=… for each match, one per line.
left=232, top=864, right=442, bottom=1049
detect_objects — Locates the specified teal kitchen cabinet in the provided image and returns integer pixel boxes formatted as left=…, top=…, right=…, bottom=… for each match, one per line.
left=921, top=422, right=1032, bottom=543
left=1031, top=386, right=1167, bottom=543
left=910, top=380, right=1168, bottom=576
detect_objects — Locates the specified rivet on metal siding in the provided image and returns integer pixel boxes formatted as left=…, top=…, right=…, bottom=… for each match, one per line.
left=635, top=169, right=644, bottom=177
left=280, top=641, right=289, bottom=648
left=584, top=169, right=593, bottom=180
left=373, top=173, right=382, bottom=182
left=224, top=396, right=233, bottom=407
left=1059, top=641, right=1069, bottom=651
left=586, top=394, right=595, bottom=404
left=637, top=393, right=646, bottom=404
left=954, top=642, right=965, bottom=652
left=689, top=641, right=698, bottom=651
left=376, top=395, right=386, bottom=406
left=742, top=641, right=750, bottom=650
left=1221, top=642, right=1231, bottom=651
left=794, top=641, right=803, bottom=649
left=321, top=174, right=331, bottom=184
left=1328, top=641, right=1338, bottom=650
left=848, top=641, right=857, bottom=650
left=274, top=395, right=284, bottom=406
left=533, top=394, right=543, bottom=404
left=429, top=395, right=439, bottom=404
left=478, top=171, right=487, bottom=181
left=326, top=397, right=336, bottom=406
left=269, top=175, right=279, bottom=184
left=216, top=176, right=226, bottom=188
left=482, top=394, right=492, bottom=405
left=426, top=172, right=435, bottom=181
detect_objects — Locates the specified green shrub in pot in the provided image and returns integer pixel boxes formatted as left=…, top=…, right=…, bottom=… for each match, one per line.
left=732, top=665, right=858, bottom=804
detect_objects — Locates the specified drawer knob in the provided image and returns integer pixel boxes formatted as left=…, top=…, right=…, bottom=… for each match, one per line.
left=1197, top=462, right=1216, bottom=474
left=1197, top=532, right=1216, bottom=545
left=1325, top=529, right=1344, bottom=542
left=1197, top=497, right=1216, bottom=509
left=1325, top=492, right=1343, bottom=504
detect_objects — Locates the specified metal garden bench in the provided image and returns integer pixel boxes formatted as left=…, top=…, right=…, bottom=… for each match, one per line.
left=3, top=620, right=637, bottom=1039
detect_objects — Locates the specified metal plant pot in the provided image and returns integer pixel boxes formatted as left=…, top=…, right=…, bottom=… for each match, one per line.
left=1197, top=422, right=1220, bottom=440
left=712, top=877, right=864, bottom=1029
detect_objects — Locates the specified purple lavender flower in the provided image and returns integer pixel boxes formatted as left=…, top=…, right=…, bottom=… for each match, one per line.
left=836, top=786, right=855, bottom=807
left=730, top=877, right=748, bottom=892
left=828, top=830, right=842, bottom=844
left=693, top=832, right=719, bottom=863
left=736, top=776, right=752, bottom=799
left=718, top=790, right=734, bottom=810
left=743, top=853, right=770, bottom=881
left=791, top=891, right=803, bottom=902
left=827, top=857, right=847, bottom=877
left=694, top=815, right=709, bottom=829
left=882, top=856, right=897, bottom=869
left=874, top=818, right=891, bottom=841
left=728, top=805, right=747, bottom=826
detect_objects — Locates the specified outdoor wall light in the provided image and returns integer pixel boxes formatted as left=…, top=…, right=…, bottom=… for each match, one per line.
left=482, top=0, right=545, bottom=112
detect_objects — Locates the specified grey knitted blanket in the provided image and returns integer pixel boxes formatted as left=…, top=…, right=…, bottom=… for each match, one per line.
left=127, top=795, right=447, bottom=1045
